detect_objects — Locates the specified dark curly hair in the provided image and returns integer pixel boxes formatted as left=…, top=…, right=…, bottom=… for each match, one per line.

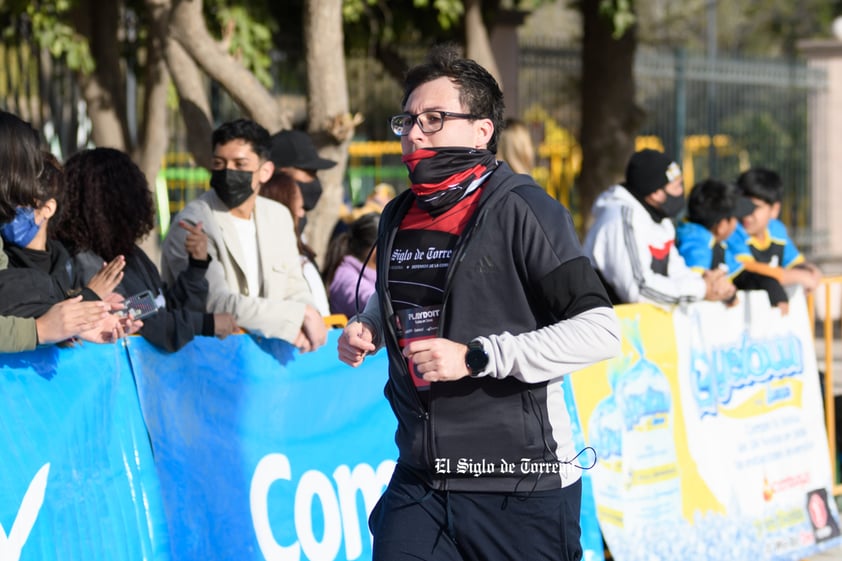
left=55, top=147, right=155, bottom=260
left=0, top=111, right=43, bottom=222
left=401, top=43, right=505, bottom=153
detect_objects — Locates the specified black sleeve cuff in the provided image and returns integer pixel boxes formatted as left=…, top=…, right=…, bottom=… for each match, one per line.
left=202, top=313, right=215, bottom=336
left=188, top=255, right=211, bottom=270
left=79, top=287, right=101, bottom=301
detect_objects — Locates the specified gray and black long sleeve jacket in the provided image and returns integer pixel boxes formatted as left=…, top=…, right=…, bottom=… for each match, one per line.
left=359, top=162, right=621, bottom=493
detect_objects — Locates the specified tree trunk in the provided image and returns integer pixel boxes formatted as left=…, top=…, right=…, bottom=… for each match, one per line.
left=138, top=0, right=175, bottom=266
left=463, top=0, right=502, bottom=87
left=169, top=0, right=285, bottom=134
left=165, top=38, right=213, bottom=170
left=303, top=0, right=353, bottom=267
left=578, top=0, right=644, bottom=234
left=71, top=0, right=128, bottom=151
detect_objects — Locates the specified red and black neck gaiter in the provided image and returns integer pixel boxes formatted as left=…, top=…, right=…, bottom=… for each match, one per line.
left=403, top=147, right=498, bottom=216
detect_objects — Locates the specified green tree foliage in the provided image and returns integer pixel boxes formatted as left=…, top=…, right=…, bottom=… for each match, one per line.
left=598, top=0, right=635, bottom=39
left=204, top=0, right=277, bottom=88
left=1, top=0, right=93, bottom=73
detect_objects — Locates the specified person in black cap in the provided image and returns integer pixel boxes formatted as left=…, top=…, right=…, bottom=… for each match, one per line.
left=583, top=148, right=736, bottom=305
left=269, top=129, right=337, bottom=213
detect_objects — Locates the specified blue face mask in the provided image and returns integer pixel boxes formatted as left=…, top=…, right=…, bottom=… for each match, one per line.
left=1, top=206, right=42, bottom=248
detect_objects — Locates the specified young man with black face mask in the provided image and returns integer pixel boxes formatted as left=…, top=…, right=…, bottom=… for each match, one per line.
left=584, top=148, right=736, bottom=306
left=161, top=119, right=327, bottom=352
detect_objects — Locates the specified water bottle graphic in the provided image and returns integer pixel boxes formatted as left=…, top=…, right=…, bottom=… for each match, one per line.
left=614, top=315, right=683, bottom=531
left=589, top=364, right=626, bottom=542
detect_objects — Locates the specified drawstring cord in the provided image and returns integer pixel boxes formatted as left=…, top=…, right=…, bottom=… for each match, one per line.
left=509, top=390, right=598, bottom=499
left=406, top=486, right=459, bottom=547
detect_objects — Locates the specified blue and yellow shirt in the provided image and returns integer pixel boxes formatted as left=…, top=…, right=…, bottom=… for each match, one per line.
left=727, top=220, right=804, bottom=281
left=676, top=220, right=744, bottom=277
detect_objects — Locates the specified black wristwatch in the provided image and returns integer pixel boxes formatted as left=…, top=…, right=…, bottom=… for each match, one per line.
left=465, top=340, right=489, bottom=376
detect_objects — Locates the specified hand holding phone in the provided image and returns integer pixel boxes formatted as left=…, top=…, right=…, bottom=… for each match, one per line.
left=115, top=290, right=160, bottom=320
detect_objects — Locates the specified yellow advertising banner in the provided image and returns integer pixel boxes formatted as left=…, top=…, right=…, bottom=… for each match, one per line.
left=570, top=290, right=841, bottom=561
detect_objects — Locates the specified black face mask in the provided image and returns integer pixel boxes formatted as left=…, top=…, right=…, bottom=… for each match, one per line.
left=660, top=192, right=686, bottom=219
left=642, top=191, right=685, bottom=223
left=210, top=169, right=254, bottom=209
left=298, top=179, right=323, bottom=211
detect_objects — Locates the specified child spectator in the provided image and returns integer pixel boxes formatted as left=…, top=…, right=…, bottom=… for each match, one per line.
left=55, top=147, right=238, bottom=352
left=732, top=167, right=822, bottom=295
left=260, top=171, right=331, bottom=316
left=322, top=212, right=379, bottom=318
left=676, top=178, right=788, bottom=311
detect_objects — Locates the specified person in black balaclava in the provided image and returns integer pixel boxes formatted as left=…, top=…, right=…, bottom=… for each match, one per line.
left=584, top=148, right=736, bottom=305
left=269, top=130, right=337, bottom=222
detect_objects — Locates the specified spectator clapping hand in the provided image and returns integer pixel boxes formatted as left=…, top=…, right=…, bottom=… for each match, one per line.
left=86, top=255, right=126, bottom=299
left=76, top=312, right=143, bottom=344
left=34, top=296, right=110, bottom=344
left=75, top=292, right=143, bottom=343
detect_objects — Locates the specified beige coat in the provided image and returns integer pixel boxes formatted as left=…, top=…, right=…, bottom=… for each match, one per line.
left=161, top=190, right=313, bottom=342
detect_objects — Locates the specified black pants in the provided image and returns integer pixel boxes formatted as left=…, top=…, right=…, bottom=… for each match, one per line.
left=369, top=464, right=583, bottom=561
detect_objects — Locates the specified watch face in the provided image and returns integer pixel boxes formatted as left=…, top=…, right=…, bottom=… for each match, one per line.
left=466, top=344, right=489, bottom=372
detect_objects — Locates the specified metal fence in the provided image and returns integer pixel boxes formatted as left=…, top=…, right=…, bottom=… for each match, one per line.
left=516, top=38, right=827, bottom=249
left=0, top=35, right=827, bottom=250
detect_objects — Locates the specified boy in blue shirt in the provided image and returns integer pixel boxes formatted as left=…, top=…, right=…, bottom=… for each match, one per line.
left=731, top=167, right=822, bottom=296
left=677, top=178, right=788, bottom=310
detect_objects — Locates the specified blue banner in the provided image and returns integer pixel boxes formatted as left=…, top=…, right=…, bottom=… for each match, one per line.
left=0, top=330, right=616, bottom=561
left=0, top=342, right=169, bottom=561
left=127, top=331, right=399, bottom=561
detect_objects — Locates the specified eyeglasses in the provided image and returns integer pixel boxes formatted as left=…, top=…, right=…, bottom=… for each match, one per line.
left=389, top=111, right=481, bottom=136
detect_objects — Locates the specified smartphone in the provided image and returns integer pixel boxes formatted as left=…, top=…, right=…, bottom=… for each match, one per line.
left=116, top=290, right=160, bottom=320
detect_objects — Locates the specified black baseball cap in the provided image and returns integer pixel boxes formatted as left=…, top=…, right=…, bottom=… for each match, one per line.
left=733, top=196, right=756, bottom=218
left=270, top=130, right=336, bottom=171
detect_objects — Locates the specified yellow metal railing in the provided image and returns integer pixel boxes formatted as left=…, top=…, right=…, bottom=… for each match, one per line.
left=806, top=275, right=842, bottom=497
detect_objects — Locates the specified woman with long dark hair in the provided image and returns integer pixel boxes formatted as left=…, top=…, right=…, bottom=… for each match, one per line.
left=322, top=212, right=379, bottom=318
